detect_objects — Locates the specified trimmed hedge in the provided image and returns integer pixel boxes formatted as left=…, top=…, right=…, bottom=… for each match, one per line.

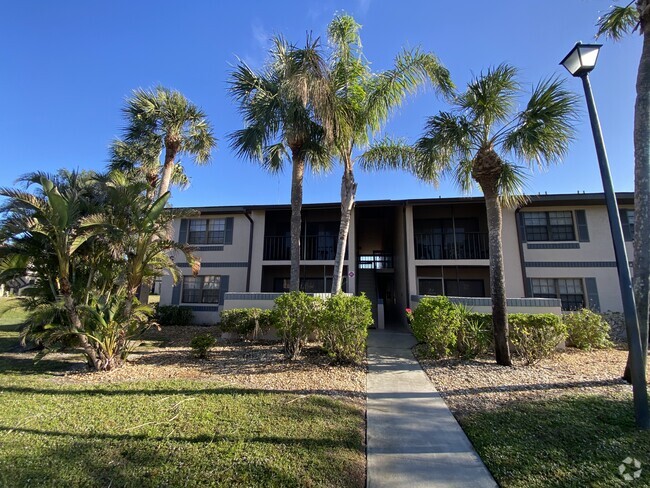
left=411, top=296, right=463, bottom=358
left=272, top=292, right=322, bottom=360
left=156, top=305, right=193, bottom=326
left=509, top=313, right=567, bottom=364
left=320, top=293, right=372, bottom=364
left=220, top=308, right=273, bottom=338
left=564, top=308, right=612, bottom=350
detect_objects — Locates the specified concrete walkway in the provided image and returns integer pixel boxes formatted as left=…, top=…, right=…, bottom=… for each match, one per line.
left=366, top=329, right=497, bottom=488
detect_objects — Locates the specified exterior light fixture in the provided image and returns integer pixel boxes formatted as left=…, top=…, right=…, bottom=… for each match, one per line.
left=560, top=42, right=649, bottom=429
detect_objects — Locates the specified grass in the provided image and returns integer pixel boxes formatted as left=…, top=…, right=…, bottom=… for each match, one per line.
left=461, top=392, right=650, bottom=487
left=0, top=298, right=365, bottom=487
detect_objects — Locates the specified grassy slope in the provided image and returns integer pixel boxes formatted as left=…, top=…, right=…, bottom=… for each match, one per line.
left=0, top=298, right=365, bottom=487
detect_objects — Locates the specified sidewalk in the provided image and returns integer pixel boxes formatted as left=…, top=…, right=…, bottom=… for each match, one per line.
left=366, top=329, right=497, bottom=488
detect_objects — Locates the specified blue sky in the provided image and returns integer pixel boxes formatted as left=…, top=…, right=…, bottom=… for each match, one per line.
left=0, top=0, right=641, bottom=207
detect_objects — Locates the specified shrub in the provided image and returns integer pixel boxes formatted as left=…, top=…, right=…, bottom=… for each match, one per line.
left=320, top=293, right=373, bottom=364
left=457, top=311, right=493, bottom=359
left=509, top=313, right=567, bottom=364
left=272, top=292, right=321, bottom=360
left=411, top=296, right=463, bottom=358
left=190, top=333, right=216, bottom=359
left=220, top=308, right=273, bottom=339
left=156, top=305, right=193, bottom=326
left=564, top=309, right=613, bottom=350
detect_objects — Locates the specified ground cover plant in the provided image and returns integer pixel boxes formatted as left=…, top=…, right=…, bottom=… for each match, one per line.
left=0, top=299, right=365, bottom=487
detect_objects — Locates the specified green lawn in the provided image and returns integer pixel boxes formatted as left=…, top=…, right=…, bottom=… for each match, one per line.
left=461, top=394, right=650, bottom=487
left=0, top=298, right=365, bottom=487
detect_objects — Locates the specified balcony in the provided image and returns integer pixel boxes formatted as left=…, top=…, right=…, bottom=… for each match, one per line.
left=415, top=232, right=489, bottom=260
left=358, top=253, right=393, bottom=270
left=264, top=235, right=344, bottom=261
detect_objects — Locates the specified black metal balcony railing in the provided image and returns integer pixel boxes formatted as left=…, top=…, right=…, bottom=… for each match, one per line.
left=264, top=235, right=341, bottom=261
left=415, top=232, right=489, bottom=260
left=358, top=253, right=394, bottom=270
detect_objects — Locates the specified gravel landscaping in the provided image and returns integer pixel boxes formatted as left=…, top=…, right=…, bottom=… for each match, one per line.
left=416, top=345, right=641, bottom=420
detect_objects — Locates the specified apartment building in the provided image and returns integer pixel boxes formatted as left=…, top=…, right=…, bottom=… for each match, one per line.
left=159, top=192, right=635, bottom=325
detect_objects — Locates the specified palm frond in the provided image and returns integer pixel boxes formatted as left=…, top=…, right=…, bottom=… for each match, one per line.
left=502, top=76, right=580, bottom=167
left=496, top=162, right=528, bottom=208
left=596, top=4, right=639, bottom=40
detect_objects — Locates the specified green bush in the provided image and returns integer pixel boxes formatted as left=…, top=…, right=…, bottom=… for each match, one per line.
left=457, top=311, right=493, bottom=359
left=320, top=294, right=373, bottom=364
left=190, top=333, right=216, bottom=359
left=220, top=308, right=273, bottom=339
left=564, top=309, right=613, bottom=350
left=272, top=292, right=321, bottom=360
left=509, top=313, right=567, bottom=364
left=411, top=296, right=463, bottom=358
left=156, top=305, right=193, bottom=326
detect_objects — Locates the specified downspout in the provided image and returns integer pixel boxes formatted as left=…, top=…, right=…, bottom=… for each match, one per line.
left=514, top=207, right=528, bottom=297
left=244, top=210, right=254, bottom=292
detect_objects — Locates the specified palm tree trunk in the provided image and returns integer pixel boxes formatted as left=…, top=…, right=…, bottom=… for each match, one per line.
left=332, top=157, right=357, bottom=294
left=290, top=152, right=305, bottom=292
left=157, top=147, right=177, bottom=198
left=625, top=19, right=650, bottom=381
left=59, top=276, right=100, bottom=370
left=482, top=189, right=512, bottom=366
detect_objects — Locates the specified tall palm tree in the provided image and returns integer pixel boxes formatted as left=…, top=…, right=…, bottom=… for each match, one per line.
left=326, top=14, right=453, bottom=293
left=597, top=2, right=650, bottom=378
left=364, top=65, right=579, bottom=366
left=122, top=86, right=216, bottom=199
left=229, top=36, right=333, bottom=291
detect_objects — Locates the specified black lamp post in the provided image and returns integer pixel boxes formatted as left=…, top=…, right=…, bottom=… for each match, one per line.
left=560, top=42, right=649, bottom=429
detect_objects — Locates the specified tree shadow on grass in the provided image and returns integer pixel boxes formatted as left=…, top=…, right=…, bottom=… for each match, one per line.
left=462, top=395, right=650, bottom=488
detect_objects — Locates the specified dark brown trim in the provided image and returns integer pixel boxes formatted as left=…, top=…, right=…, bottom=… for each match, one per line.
left=244, top=211, right=254, bottom=292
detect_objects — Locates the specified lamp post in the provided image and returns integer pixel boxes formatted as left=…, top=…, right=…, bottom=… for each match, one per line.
left=561, top=42, right=649, bottom=429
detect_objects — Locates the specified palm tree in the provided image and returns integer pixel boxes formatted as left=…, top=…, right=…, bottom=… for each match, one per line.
left=364, top=65, right=579, bottom=366
left=122, top=86, right=217, bottom=199
left=326, top=14, right=453, bottom=293
left=597, top=2, right=650, bottom=379
left=229, top=36, right=332, bottom=291
left=0, top=173, right=102, bottom=368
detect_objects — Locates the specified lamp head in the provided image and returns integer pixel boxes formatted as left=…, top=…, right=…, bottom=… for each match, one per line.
left=560, top=42, right=602, bottom=77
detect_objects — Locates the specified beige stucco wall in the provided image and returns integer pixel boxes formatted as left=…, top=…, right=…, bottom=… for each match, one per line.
left=520, top=205, right=632, bottom=312
left=502, top=208, right=525, bottom=297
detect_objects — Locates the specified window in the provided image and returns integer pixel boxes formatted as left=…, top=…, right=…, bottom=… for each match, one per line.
left=531, top=278, right=584, bottom=310
left=523, top=211, right=575, bottom=241
left=621, top=209, right=635, bottom=241
left=188, top=219, right=227, bottom=244
left=182, top=275, right=221, bottom=303
left=418, top=279, right=443, bottom=296
left=444, top=279, right=485, bottom=298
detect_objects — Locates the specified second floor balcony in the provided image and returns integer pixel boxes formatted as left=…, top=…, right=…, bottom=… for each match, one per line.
left=415, top=232, right=489, bottom=260
left=264, top=234, right=347, bottom=261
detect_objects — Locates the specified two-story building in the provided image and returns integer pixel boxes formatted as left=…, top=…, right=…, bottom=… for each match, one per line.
left=159, top=192, right=635, bottom=325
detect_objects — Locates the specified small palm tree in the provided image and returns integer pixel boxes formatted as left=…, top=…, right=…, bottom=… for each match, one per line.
left=597, top=2, right=650, bottom=380
left=229, top=36, right=332, bottom=291
left=326, top=14, right=453, bottom=293
left=364, top=65, right=579, bottom=366
left=122, top=86, right=216, bottom=198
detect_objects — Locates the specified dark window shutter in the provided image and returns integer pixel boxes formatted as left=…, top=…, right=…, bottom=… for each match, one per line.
left=525, top=278, right=533, bottom=298
left=178, top=219, right=189, bottom=243
left=224, top=217, right=234, bottom=245
left=585, top=278, right=600, bottom=312
left=576, top=210, right=590, bottom=242
left=219, top=275, right=229, bottom=305
left=516, top=212, right=527, bottom=243
left=171, top=281, right=182, bottom=305
left=620, top=210, right=632, bottom=241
